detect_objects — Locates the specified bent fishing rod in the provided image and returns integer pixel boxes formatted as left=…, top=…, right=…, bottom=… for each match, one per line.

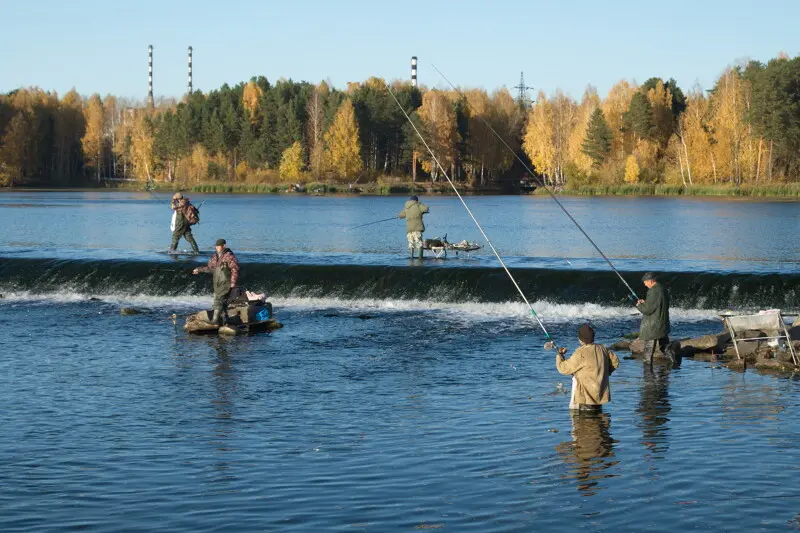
left=430, top=64, right=640, bottom=304
left=386, top=83, right=560, bottom=350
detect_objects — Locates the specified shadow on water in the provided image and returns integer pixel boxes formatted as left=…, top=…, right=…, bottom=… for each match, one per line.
left=555, top=411, right=619, bottom=497
left=637, top=364, right=672, bottom=460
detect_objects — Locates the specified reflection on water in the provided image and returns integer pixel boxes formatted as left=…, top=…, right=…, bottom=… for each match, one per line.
left=637, top=364, right=672, bottom=460
left=555, top=411, right=618, bottom=497
left=209, top=338, right=237, bottom=486
left=210, top=338, right=234, bottom=424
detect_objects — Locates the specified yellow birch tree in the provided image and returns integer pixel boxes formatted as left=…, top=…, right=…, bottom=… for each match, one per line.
left=602, top=80, right=637, bottom=162
left=417, top=90, right=459, bottom=180
left=242, top=80, right=263, bottom=126
left=323, top=99, right=362, bottom=179
left=523, top=91, right=555, bottom=183
left=679, top=90, right=714, bottom=183
left=279, top=141, right=305, bottom=181
left=624, top=155, right=640, bottom=183
left=709, top=68, right=747, bottom=184
left=130, top=111, right=155, bottom=182
left=81, top=94, right=105, bottom=181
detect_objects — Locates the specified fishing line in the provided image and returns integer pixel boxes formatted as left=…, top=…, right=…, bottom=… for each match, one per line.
left=385, top=84, right=557, bottom=347
left=430, top=64, right=640, bottom=303
left=347, top=216, right=398, bottom=230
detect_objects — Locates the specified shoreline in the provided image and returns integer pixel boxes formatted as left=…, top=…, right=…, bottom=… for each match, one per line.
left=3, top=181, right=800, bottom=199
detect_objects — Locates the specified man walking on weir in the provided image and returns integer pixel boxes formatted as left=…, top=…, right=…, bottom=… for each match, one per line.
left=192, top=238, right=240, bottom=325
left=398, top=195, right=429, bottom=258
left=636, top=272, right=679, bottom=366
left=169, top=192, right=200, bottom=254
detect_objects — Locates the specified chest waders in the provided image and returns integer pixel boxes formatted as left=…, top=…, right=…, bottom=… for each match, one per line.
left=211, top=262, right=232, bottom=325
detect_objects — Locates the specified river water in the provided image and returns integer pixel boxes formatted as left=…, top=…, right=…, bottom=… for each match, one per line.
left=1, top=191, right=799, bottom=531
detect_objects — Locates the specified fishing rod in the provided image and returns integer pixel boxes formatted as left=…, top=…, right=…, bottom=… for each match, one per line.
left=386, top=83, right=559, bottom=349
left=430, top=64, right=640, bottom=303
left=347, top=216, right=398, bottom=230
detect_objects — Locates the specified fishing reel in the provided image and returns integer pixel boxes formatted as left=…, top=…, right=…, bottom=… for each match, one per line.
left=544, top=341, right=567, bottom=355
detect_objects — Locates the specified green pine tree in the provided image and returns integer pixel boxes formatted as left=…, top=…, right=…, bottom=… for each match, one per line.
left=581, top=108, right=612, bottom=168
left=623, top=92, right=656, bottom=141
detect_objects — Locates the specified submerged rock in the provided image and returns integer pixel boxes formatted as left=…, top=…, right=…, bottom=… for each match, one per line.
left=120, top=307, right=143, bottom=315
left=609, top=340, right=631, bottom=351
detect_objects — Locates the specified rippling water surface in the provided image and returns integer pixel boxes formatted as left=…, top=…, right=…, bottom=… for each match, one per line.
left=2, top=192, right=800, bottom=531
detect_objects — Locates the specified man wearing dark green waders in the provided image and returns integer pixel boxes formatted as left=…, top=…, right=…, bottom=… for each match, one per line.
left=636, top=272, right=680, bottom=366
left=169, top=193, right=199, bottom=254
left=192, top=239, right=240, bottom=325
left=398, top=195, right=429, bottom=258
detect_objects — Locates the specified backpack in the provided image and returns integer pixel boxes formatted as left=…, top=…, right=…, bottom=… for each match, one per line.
left=183, top=203, right=200, bottom=225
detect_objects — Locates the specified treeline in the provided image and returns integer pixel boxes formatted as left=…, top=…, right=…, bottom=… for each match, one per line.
left=526, top=54, right=800, bottom=186
left=2, top=53, right=800, bottom=188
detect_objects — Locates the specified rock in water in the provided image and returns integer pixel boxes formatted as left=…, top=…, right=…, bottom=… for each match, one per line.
left=679, top=334, right=727, bottom=351
left=120, top=307, right=142, bottom=315
left=609, top=340, right=631, bottom=351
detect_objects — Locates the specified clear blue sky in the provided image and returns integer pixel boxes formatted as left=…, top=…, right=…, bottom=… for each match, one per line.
left=1, top=0, right=797, bottom=101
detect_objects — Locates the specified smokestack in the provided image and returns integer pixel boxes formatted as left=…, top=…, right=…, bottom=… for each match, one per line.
left=147, top=44, right=154, bottom=107
left=411, top=56, right=418, bottom=87
left=188, top=46, right=193, bottom=94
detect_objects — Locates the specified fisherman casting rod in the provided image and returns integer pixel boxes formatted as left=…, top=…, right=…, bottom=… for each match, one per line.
left=385, top=83, right=558, bottom=349
left=430, top=64, right=641, bottom=304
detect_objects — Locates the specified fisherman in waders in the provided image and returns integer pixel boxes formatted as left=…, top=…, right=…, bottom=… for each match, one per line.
left=192, top=238, right=240, bottom=325
left=636, top=272, right=680, bottom=366
left=397, top=195, right=429, bottom=258
left=170, top=192, right=200, bottom=254
left=556, top=324, right=620, bottom=411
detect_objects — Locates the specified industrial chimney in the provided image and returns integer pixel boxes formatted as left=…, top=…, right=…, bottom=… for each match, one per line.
left=147, top=44, right=154, bottom=107
left=411, top=56, right=418, bottom=87
left=188, top=46, right=193, bottom=94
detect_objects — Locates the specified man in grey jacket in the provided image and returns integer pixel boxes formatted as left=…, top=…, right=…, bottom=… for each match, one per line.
left=636, top=272, right=679, bottom=366
left=398, top=195, right=429, bottom=259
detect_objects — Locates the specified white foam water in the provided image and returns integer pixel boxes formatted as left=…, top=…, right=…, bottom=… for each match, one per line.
left=0, top=290, right=724, bottom=324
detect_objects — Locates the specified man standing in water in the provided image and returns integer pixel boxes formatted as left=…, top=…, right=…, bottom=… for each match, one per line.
left=556, top=324, right=620, bottom=411
left=192, top=238, right=240, bottom=325
left=169, top=192, right=199, bottom=254
left=636, top=272, right=679, bottom=366
left=397, top=195, right=429, bottom=259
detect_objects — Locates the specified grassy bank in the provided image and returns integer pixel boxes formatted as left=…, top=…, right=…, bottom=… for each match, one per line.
left=110, top=180, right=468, bottom=196
left=7, top=180, right=800, bottom=198
left=553, top=183, right=800, bottom=197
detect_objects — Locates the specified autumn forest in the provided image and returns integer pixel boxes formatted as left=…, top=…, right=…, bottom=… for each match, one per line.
left=1, top=54, right=800, bottom=193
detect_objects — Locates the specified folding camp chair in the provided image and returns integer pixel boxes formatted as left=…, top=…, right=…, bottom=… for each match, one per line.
left=722, top=310, right=797, bottom=365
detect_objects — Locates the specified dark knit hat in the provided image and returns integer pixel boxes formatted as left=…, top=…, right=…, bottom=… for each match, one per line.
left=409, top=195, right=418, bottom=201
left=641, top=272, right=657, bottom=282
left=215, top=238, right=226, bottom=247
left=578, top=323, right=595, bottom=344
